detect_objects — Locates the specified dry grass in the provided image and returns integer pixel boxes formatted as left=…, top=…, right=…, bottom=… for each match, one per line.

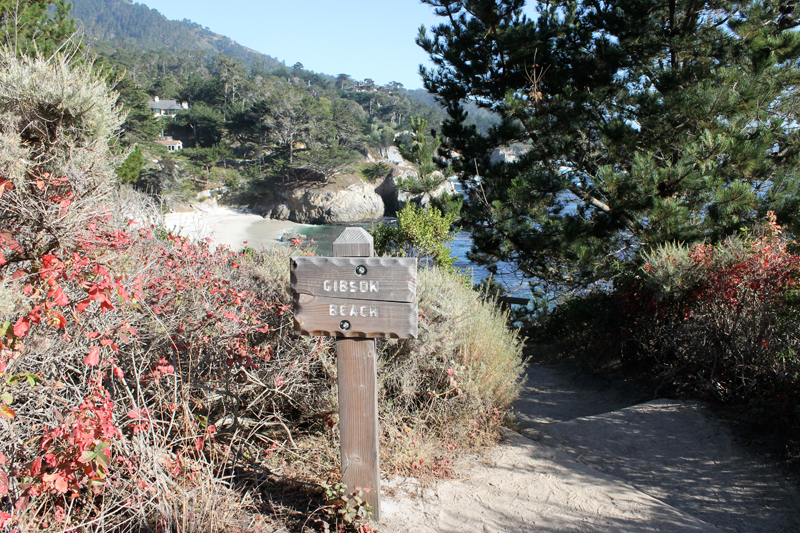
left=378, top=267, right=527, bottom=476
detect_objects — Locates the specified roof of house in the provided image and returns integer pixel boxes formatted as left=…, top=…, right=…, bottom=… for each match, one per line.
left=154, top=139, right=182, bottom=147
left=149, top=99, right=184, bottom=111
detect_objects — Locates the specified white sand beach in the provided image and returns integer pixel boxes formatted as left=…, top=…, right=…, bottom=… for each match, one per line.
left=163, top=202, right=310, bottom=250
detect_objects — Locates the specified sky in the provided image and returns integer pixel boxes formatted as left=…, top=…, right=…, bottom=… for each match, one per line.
left=137, top=1, right=452, bottom=90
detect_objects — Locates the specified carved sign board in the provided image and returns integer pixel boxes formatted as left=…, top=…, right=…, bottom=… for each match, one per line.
left=291, top=256, right=417, bottom=338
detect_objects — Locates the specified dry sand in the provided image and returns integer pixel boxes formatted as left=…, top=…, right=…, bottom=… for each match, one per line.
left=379, top=358, right=800, bottom=532
left=163, top=201, right=309, bottom=250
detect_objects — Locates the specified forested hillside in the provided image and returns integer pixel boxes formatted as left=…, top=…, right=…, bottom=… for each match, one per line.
left=59, top=0, right=469, bottom=204
left=71, top=0, right=284, bottom=69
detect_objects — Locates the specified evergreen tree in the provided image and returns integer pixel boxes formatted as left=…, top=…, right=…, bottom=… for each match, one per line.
left=0, top=0, right=76, bottom=56
left=395, top=117, right=445, bottom=193
left=116, top=144, right=146, bottom=184
left=418, top=0, right=800, bottom=291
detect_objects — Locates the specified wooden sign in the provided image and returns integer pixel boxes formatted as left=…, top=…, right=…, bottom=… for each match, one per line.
left=291, top=256, right=417, bottom=338
left=289, top=227, right=418, bottom=521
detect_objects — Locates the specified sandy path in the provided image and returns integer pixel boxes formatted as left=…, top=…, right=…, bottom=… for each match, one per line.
left=381, top=429, right=720, bottom=532
left=379, top=355, right=800, bottom=532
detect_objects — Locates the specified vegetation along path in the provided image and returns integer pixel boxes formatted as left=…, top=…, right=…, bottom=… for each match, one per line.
left=380, top=348, right=800, bottom=532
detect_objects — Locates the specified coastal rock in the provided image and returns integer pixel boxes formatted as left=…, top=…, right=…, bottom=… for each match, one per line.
left=280, top=231, right=308, bottom=242
left=374, top=163, right=416, bottom=215
left=397, top=177, right=458, bottom=210
left=272, top=204, right=291, bottom=220
left=380, top=165, right=459, bottom=212
left=285, top=182, right=384, bottom=224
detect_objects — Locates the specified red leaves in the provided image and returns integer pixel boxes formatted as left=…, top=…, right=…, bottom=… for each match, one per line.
left=17, top=385, right=120, bottom=502
left=48, top=286, right=69, bottom=306
left=12, top=317, right=29, bottom=338
left=41, top=471, right=70, bottom=494
left=0, top=468, right=8, bottom=496
left=83, top=347, right=100, bottom=366
left=127, top=407, right=151, bottom=434
left=0, top=178, right=12, bottom=198
left=1, top=187, right=295, bottom=515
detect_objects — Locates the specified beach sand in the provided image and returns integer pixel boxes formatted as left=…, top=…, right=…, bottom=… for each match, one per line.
left=163, top=203, right=309, bottom=250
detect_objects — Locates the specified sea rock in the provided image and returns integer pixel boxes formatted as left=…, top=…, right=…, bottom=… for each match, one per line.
left=285, top=182, right=384, bottom=224
left=280, top=231, right=308, bottom=242
left=397, top=177, right=458, bottom=210
left=272, top=204, right=291, bottom=220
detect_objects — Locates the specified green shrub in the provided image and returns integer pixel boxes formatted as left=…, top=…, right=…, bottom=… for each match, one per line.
left=378, top=267, right=526, bottom=471
left=359, top=162, right=390, bottom=183
left=372, top=203, right=459, bottom=269
left=396, top=172, right=447, bottom=195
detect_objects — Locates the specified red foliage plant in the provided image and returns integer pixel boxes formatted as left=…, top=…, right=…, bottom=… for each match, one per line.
left=0, top=52, right=341, bottom=531
left=623, top=212, right=800, bottom=401
left=0, top=167, right=332, bottom=529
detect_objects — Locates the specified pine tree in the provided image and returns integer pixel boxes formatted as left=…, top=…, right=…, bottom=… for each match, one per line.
left=0, top=0, right=77, bottom=56
left=418, top=0, right=800, bottom=291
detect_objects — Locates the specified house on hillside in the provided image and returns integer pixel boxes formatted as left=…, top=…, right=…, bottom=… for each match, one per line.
left=154, top=136, right=183, bottom=152
left=148, top=96, right=189, bottom=118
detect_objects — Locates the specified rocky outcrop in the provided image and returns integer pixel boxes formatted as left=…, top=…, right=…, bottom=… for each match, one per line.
left=397, top=178, right=458, bottom=210
left=262, top=181, right=384, bottom=224
left=491, top=143, right=530, bottom=164
left=255, top=149, right=462, bottom=223
left=376, top=164, right=459, bottom=214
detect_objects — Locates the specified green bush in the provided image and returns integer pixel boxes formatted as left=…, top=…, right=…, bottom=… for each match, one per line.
left=359, top=162, right=390, bottom=183
left=371, top=203, right=459, bottom=269
left=378, top=266, right=527, bottom=471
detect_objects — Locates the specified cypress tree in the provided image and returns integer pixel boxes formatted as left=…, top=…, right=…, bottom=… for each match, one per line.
left=0, top=0, right=76, bottom=56
left=418, top=0, right=800, bottom=291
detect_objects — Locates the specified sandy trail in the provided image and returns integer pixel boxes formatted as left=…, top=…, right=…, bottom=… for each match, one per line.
left=380, top=354, right=800, bottom=532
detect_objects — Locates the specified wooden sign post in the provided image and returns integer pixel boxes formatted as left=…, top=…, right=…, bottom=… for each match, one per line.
left=291, top=227, right=417, bottom=520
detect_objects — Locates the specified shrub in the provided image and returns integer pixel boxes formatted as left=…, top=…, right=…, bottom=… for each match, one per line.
left=396, top=172, right=447, bottom=195
left=0, top=49, right=332, bottom=531
left=378, top=267, right=526, bottom=474
left=540, top=213, right=800, bottom=442
left=635, top=213, right=800, bottom=401
left=359, top=162, right=390, bottom=183
left=371, top=203, right=459, bottom=269
left=0, top=49, right=125, bottom=265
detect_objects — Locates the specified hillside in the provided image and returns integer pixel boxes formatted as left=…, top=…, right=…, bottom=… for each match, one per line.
left=71, top=0, right=284, bottom=69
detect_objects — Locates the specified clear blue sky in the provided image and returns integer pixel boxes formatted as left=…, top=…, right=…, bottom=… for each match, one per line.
left=138, top=1, right=452, bottom=90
